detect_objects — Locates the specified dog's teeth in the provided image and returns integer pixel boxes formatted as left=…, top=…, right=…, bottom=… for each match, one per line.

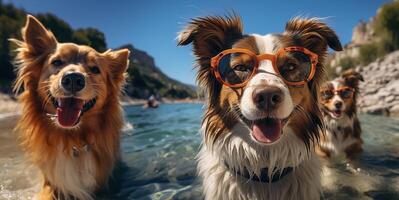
left=46, top=113, right=58, bottom=121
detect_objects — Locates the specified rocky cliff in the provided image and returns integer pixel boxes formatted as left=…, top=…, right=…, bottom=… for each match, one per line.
left=327, top=4, right=399, bottom=117
left=356, top=51, right=399, bottom=116
left=120, top=44, right=197, bottom=99
left=328, top=14, right=377, bottom=71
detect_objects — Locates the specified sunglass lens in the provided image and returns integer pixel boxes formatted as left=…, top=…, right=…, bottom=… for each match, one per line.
left=277, top=51, right=311, bottom=83
left=340, top=90, right=353, bottom=98
left=217, top=52, right=255, bottom=86
left=322, top=90, right=334, bottom=100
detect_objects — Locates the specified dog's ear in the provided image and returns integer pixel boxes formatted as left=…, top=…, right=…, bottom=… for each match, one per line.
left=177, top=23, right=197, bottom=46
left=177, top=14, right=243, bottom=106
left=284, top=18, right=342, bottom=55
left=342, top=69, right=364, bottom=88
left=105, top=49, right=130, bottom=80
left=177, top=14, right=243, bottom=58
left=284, top=18, right=342, bottom=98
left=22, top=15, right=57, bottom=55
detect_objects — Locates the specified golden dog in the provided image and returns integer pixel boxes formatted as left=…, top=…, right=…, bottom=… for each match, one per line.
left=11, top=15, right=129, bottom=200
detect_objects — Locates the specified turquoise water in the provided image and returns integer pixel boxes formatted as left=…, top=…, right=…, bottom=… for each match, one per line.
left=1, top=103, right=399, bottom=199
left=114, top=104, right=203, bottom=199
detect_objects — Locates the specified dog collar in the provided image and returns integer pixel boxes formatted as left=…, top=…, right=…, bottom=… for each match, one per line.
left=224, top=161, right=293, bottom=183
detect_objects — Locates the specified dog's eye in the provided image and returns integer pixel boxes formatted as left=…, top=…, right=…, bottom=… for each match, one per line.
left=89, top=66, right=101, bottom=74
left=284, top=63, right=297, bottom=71
left=321, top=91, right=333, bottom=99
left=51, top=59, right=63, bottom=67
left=233, top=64, right=251, bottom=72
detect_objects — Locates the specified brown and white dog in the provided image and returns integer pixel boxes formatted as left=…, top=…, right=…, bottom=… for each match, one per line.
left=317, top=69, right=364, bottom=161
left=11, top=15, right=130, bottom=200
left=178, top=14, right=342, bottom=200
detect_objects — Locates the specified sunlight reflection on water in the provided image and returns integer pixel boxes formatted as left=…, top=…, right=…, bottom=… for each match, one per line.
left=0, top=104, right=398, bottom=200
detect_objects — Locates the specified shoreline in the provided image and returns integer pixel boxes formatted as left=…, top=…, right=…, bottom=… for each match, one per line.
left=0, top=93, right=203, bottom=124
left=2, top=92, right=399, bottom=119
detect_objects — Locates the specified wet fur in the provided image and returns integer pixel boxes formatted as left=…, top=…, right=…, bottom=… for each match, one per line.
left=11, top=15, right=129, bottom=200
left=317, top=69, right=364, bottom=160
left=178, top=14, right=342, bottom=200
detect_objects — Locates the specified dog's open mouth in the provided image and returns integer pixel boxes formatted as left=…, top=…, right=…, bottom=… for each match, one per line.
left=327, top=109, right=342, bottom=118
left=331, top=110, right=342, bottom=118
left=50, top=97, right=96, bottom=127
left=237, top=105, right=292, bottom=144
left=250, top=118, right=285, bottom=144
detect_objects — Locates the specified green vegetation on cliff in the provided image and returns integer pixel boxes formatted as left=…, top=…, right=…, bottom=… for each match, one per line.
left=358, top=1, right=399, bottom=65
left=326, top=1, right=399, bottom=78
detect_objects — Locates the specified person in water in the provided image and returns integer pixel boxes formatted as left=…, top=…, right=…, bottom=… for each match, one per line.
left=144, top=95, right=159, bottom=108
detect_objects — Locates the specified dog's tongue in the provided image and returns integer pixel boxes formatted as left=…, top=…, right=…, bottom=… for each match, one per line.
left=252, top=118, right=282, bottom=143
left=332, top=110, right=342, bottom=118
left=56, top=98, right=84, bottom=127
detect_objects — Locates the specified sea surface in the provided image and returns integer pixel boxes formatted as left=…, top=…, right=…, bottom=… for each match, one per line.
left=0, top=103, right=398, bottom=200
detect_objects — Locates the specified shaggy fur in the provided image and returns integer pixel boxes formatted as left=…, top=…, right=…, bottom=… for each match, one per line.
left=317, top=69, right=364, bottom=160
left=178, top=14, right=342, bottom=200
left=11, top=15, right=130, bottom=200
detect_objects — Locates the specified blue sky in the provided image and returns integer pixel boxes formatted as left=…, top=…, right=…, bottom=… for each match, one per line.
left=5, top=0, right=390, bottom=85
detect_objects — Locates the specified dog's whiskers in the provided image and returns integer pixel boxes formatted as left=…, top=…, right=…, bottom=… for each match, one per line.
left=42, top=92, right=53, bottom=110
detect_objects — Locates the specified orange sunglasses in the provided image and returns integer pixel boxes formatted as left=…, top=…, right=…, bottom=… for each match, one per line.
left=210, top=46, right=318, bottom=88
left=321, top=86, right=355, bottom=100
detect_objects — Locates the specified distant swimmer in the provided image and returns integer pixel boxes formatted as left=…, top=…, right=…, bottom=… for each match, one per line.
left=144, top=95, right=159, bottom=109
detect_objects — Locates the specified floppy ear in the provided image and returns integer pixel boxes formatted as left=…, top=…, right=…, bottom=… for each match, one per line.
left=284, top=18, right=342, bottom=55
left=177, top=14, right=243, bottom=58
left=22, top=15, right=57, bottom=55
left=177, top=14, right=243, bottom=106
left=105, top=49, right=130, bottom=80
left=342, top=69, right=364, bottom=88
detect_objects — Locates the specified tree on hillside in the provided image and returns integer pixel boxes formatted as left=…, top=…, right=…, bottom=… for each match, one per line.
left=73, top=28, right=107, bottom=52
left=376, top=1, right=399, bottom=51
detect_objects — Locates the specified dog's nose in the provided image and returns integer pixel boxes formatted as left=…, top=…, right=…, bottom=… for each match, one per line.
left=334, top=101, right=343, bottom=109
left=61, top=72, right=85, bottom=93
left=252, top=86, right=283, bottom=110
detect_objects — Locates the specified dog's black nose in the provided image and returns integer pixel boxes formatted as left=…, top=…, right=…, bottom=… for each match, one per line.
left=252, top=86, right=283, bottom=110
left=61, top=72, right=85, bottom=93
left=334, top=101, right=343, bottom=109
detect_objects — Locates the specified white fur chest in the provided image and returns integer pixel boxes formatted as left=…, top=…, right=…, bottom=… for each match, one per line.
left=321, top=115, right=357, bottom=155
left=198, top=145, right=321, bottom=200
left=42, top=144, right=97, bottom=200
left=197, top=123, right=322, bottom=200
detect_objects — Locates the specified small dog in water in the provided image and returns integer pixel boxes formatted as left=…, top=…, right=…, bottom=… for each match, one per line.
left=178, top=14, right=342, bottom=200
left=317, top=69, right=364, bottom=161
left=11, top=15, right=130, bottom=199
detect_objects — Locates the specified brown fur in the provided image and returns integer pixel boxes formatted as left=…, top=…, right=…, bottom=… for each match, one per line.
left=11, top=15, right=130, bottom=199
left=178, top=14, right=342, bottom=199
left=178, top=14, right=244, bottom=145
left=178, top=15, right=342, bottom=148
left=318, top=69, right=364, bottom=160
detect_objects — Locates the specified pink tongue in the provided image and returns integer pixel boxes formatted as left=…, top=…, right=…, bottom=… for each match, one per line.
left=333, top=110, right=342, bottom=117
left=56, top=98, right=84, bottom=127
left=252, top=119, right=282, bottom=143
